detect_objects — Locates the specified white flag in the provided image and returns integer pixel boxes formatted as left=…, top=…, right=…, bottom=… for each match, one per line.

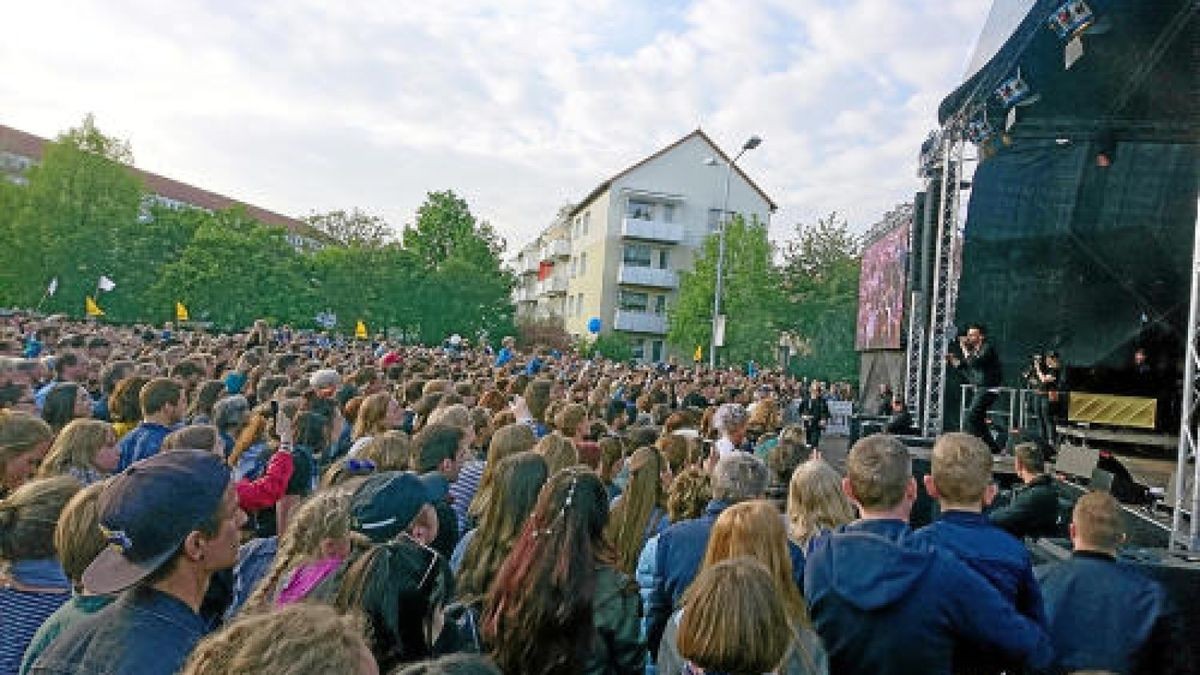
left=46, top=277, right=58, bottom=296
left=97, top=275, right=116, bottom=292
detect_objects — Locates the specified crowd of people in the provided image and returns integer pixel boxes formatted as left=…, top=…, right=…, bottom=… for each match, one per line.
left=0, top=312, right=1190, bottom=674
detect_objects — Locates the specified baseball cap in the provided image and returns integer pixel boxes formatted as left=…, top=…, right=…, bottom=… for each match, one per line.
left=83, top=450, right=231, bottom=595
left=349, top=471, right=437, bottom=543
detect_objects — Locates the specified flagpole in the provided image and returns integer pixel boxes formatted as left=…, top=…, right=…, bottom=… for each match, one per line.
left=34, top=289, right=49, bottom=312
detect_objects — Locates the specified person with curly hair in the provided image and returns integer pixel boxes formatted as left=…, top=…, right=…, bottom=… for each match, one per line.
left=182, top=603, right=377, bottom=675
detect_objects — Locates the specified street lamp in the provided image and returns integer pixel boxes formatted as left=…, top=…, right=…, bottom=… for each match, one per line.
left=706, top=135, right=762, bottom=369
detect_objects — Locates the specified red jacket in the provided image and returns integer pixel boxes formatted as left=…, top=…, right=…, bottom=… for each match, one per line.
left=235, top=450, right=294, bottom=512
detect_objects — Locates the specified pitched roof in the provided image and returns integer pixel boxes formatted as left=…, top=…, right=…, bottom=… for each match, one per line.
left=569, top=129, right=778, bottom=217
left=0, top=123, right=320, bottom=238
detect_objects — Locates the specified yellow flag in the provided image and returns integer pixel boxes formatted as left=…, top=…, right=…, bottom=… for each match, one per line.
left=355, top=320, right=368, bottom=339
left=85, top=296, right=105, bottom=317
left=175, top=301, right=189, bottom=322
left=693, top=345, right=703, bottom=362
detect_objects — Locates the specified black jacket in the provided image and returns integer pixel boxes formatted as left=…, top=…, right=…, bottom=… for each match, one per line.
left=989, top=474, right=1060, bottom=539
left=959, top=342, right=1002, bottom=387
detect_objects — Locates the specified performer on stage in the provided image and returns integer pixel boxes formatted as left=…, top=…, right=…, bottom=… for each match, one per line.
left=947, top=323, right=1003, bottom=453
left=1031, top=351, right=1062, bottom=451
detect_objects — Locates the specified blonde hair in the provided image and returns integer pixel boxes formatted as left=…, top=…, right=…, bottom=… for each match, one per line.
left=428, top=403, right=470, bottom=430
left=534, top=433, right=578, bottom=476
left=468, top=423, right=536, bottom=521
left=786, top=459, right=856, bottom=548
left=667, top=466, right=712, bottom=523
left=605, top=446, right=666, bottom=574
left=930, top=432, right=992, bottom=506
left=358, top=431, right=411, bottom=471
left=703, top=500, right=808, bottom=627
left=1073, top=491, right=1125, bottom=551
left=244, top=490, right=353, bottom=612
left=183, top=603, right=372, bottom=675
left=54, top=482, right=106, bottom=586
left=678, top=557, right=790, bottom=675
left=352, top=393, right=393, bottom=440
left=39, top=419, right=114, bottom=478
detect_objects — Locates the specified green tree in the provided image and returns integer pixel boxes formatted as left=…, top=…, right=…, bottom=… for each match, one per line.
left=402, top=190, right=515, bottom=344
left=304, top=208, right=393, bottom=247
left=0, top=115, right=143, bottom=313
left=585, top=332, right=633, bottom=362
left=150, top=210, right=313, bottom=328
left=669, top=215, right=784, bottom=365
left=780, top=211, right=861, bottom=381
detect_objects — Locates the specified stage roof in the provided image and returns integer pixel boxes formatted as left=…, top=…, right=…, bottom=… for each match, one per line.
left=939, top=0, right=1198, bottom=144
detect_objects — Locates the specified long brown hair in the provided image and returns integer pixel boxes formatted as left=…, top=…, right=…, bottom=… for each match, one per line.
left=456, top=452, right=548, bottom=602
left=467, top=423, right=535, bottom=521
left=604, top=446, right=666, bottom=574
left=38, top=419, right=114, bottom=477
left=703, top=500, right=809, bottom=628
left=483, top=467, right=613, bottom=675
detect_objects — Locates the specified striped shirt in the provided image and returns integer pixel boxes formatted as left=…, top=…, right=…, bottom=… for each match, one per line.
left=1, top=587, right=71, bottom=675
left=449, top=459, right=485, bottom=533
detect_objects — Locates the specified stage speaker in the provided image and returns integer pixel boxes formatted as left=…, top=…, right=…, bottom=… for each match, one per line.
left=1055, top=443, right=1100, bottom=479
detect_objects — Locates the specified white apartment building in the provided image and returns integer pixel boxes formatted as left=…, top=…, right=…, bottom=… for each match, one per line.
left=515, top=130, right=775, bottom=362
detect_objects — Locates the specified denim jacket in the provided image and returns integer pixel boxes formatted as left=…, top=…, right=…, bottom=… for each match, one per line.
left=29, top=586, right=208, bottom=675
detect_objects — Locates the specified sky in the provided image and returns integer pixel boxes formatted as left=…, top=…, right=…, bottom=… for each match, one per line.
left=1, top=0, right=993, bottom=252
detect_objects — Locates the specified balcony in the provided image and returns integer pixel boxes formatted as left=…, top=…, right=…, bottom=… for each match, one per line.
left=518, top=256, right=539, bottom=275
left=515, top=286, right=538, bottom=303
left=538, top=277, right=568, bottom=296
left=618, top=264, right=677, bottom=289
left=541, top=239, right=570, bottom=260
left=621, top=217, right=684, bottom=244
left=614, top=310, right=667, bottom=335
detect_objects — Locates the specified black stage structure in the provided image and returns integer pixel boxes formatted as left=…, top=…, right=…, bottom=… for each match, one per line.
left=900, top=0, right=1200, bottom=553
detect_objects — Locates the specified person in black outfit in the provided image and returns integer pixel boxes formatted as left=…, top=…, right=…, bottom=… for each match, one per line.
left=884, top=398, right=915, bottom=435
left=947, top=323, right=1003, bottom=453
left=989, top=443, right=1060, bottom=539
left=797, top=382, right=830, bottom=448
left=1031, top=352, right=1062, bottom=451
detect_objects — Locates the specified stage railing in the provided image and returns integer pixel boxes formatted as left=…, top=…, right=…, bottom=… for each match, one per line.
left=958, top=384, right=1037, bottom=437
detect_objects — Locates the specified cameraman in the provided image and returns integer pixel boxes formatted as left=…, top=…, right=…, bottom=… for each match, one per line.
left=1031, top=351, right=1062, bottom=451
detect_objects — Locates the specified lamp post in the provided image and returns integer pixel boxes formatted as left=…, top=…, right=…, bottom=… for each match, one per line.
left=707, top=135, right=762, bottom=369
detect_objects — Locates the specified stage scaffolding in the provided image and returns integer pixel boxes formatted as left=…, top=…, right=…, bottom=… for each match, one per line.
left=1171, top=198, right=1200, bottom=551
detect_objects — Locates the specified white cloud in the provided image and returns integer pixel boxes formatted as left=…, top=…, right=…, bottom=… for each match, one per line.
left=0, top=0, right=992, bottom=247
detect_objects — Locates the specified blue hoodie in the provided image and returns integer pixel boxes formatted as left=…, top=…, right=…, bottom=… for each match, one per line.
left=1037, top=551, right=1184, bottom=674
left=804, top=519, right=1053, bottom=675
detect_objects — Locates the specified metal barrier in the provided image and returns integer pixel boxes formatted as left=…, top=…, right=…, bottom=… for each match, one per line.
left=958, top=384, right=1038, bottom=435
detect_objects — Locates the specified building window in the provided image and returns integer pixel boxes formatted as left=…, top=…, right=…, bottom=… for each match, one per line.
left=576, top=294, right=584, bottom=317
left=662, top=203, right=675, bottom=223
left=619, top=290, right=649, bottom=312
left=627, top=199, right=655, bottom=220
left=651, top=340, right=664, bottom=362
left=631, top=339, right=646, bottom=360
left=707, top=209, right=723, bottom=231
left=570, top=258, right=577, bottom=278
left=657, top=249, right=670, bottom=269
left=623, top=244, right=652, bottom=267
left=654, top=295, right=666, bottom=315
left=579, top=252, right=587, bottom=276
left=583, top=211, right=590, bottom=236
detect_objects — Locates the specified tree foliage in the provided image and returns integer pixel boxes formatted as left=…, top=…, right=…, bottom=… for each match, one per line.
left=668, top=215, right=784, bottom=366
left=0, top=118, right=519, bottom=347
left=779, top=212, right=862, bottom=381
left=304, top=208, right=393, bottom=247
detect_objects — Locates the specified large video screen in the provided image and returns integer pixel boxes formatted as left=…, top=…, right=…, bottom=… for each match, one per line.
left=856, top=222, right=909, bottom=350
